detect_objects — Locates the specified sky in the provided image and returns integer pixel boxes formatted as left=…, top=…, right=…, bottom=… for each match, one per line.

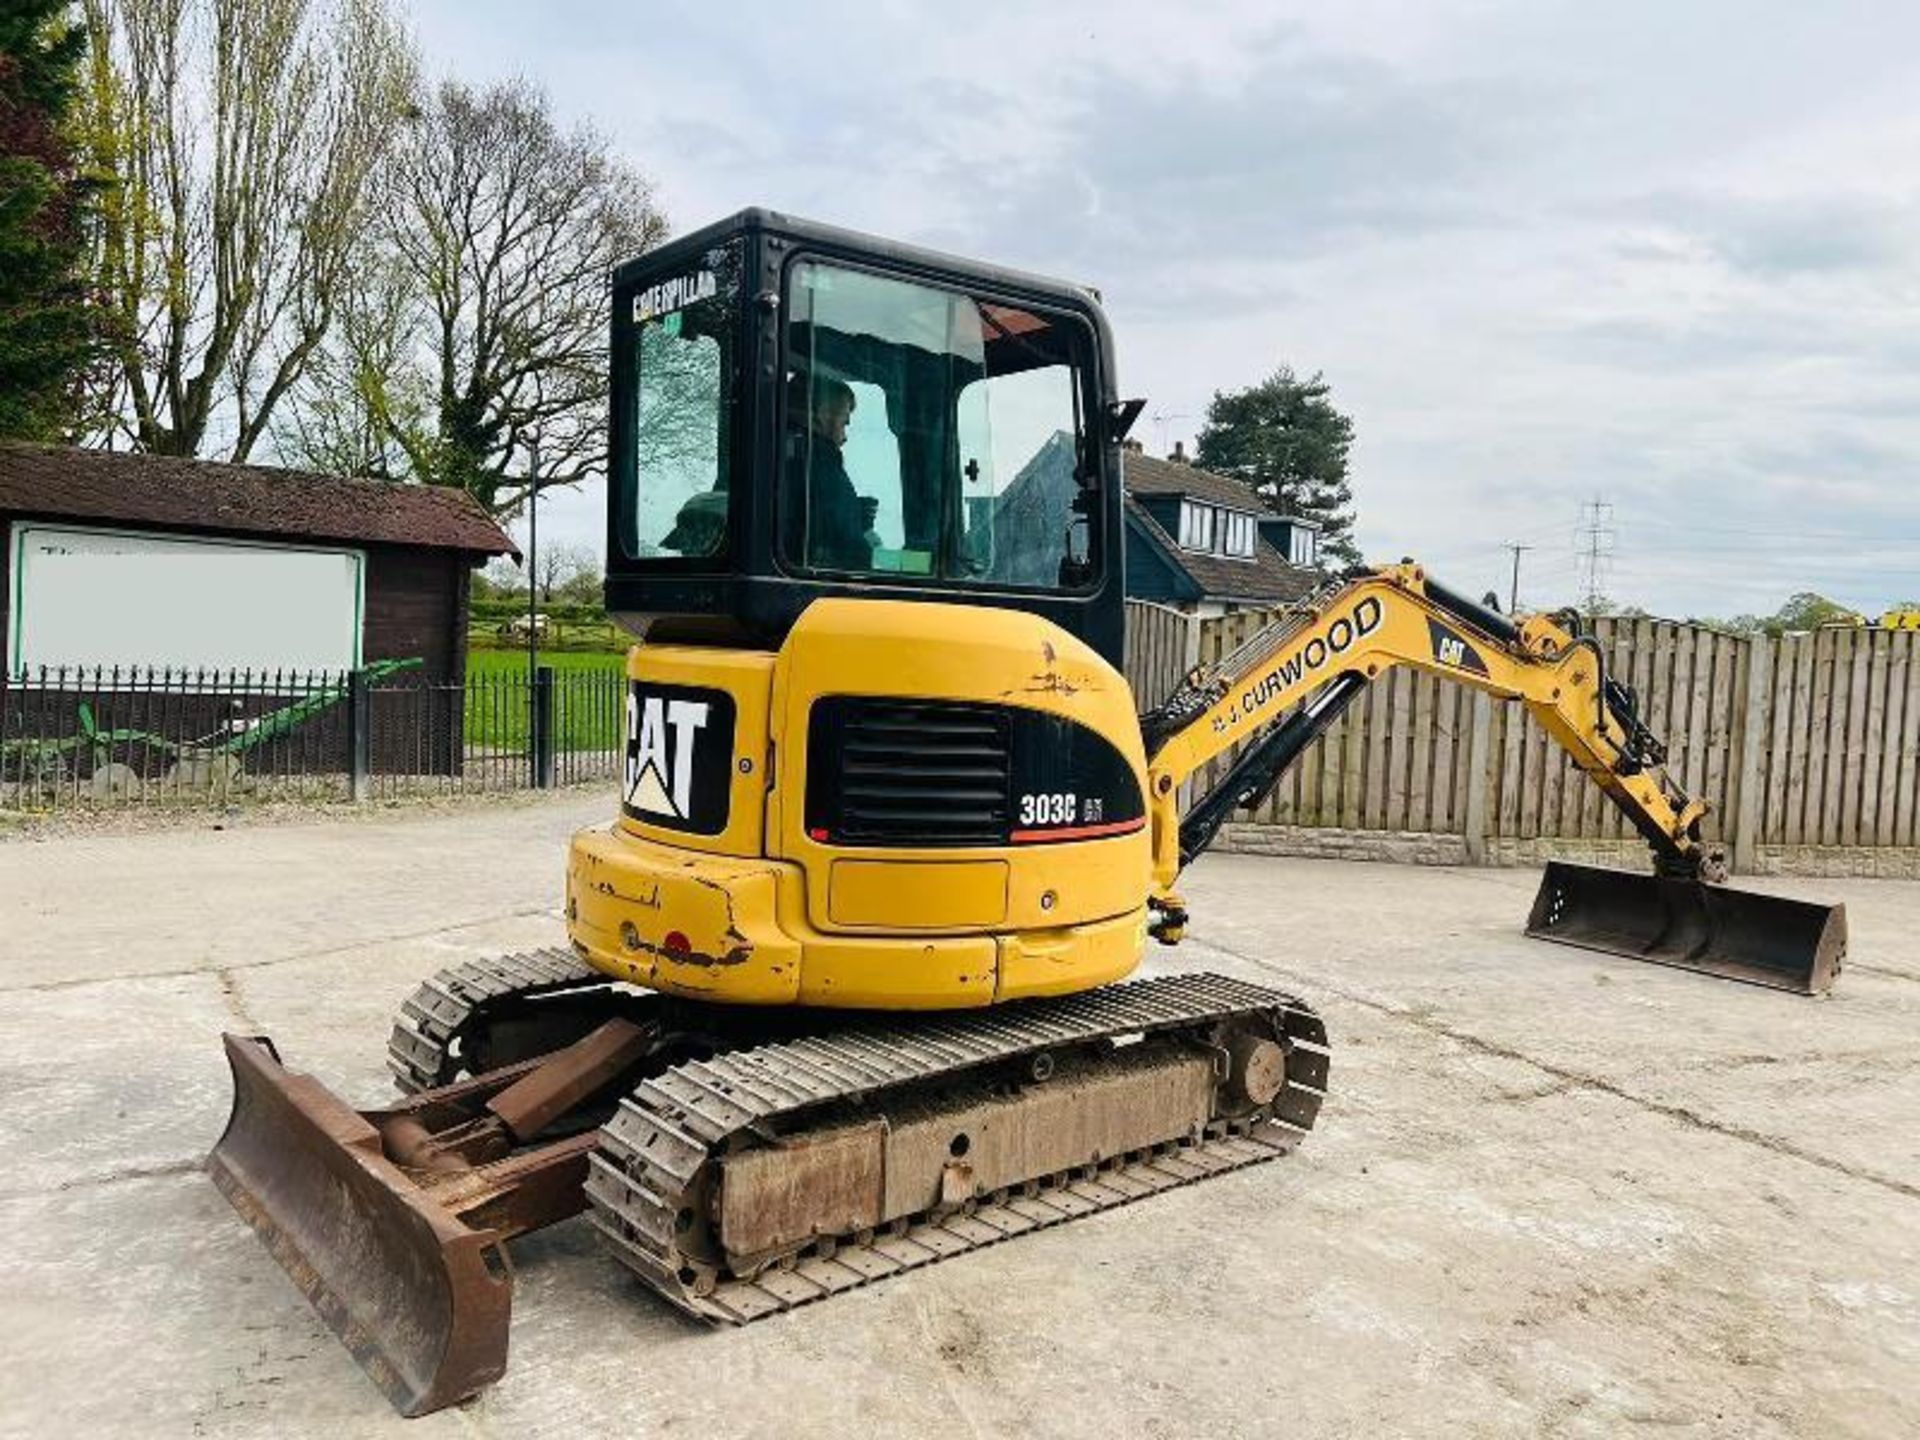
left=416, top=0, right=1920, bottom=620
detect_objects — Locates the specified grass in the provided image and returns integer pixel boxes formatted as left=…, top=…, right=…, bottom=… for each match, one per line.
left=464, top=647, right=627, bottom=752
left=466, top=647, right=627, bottom=678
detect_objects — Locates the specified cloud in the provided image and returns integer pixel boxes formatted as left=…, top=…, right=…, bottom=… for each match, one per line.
left=414, top=0, right=1920, bottom=618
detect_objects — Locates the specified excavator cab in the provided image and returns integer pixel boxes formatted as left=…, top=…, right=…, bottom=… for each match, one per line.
left=604, top=208, right=1131, bottom=665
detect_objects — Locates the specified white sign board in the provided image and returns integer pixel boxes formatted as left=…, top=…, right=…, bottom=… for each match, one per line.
left=7, top=524, right=365, bottom=678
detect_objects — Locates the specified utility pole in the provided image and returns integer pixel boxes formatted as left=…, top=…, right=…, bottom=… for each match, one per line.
left=1503, top=542, right=1531, bottom=614
left=1577, top=497, right=1614, bottom=615
left=525, top=441, right=550, bottom=790
left=525, top=442, right=540, bottom=690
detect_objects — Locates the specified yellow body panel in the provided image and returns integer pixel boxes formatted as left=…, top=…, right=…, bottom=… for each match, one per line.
left=570, top=567, right=1718, bottom=1008
left=565, top=600, right=1154, bottom=1010
left=994, top=907, right=1146, bottom=1001
left=569, top=821, right=1143, bottom=1008
left=616, top=644, right=773, bottom=857
left=569, top=824, right=801, bottom=1003
left=828, top=859, right=1009, bottom=928
left=772, top=599, right=1151, bottom=937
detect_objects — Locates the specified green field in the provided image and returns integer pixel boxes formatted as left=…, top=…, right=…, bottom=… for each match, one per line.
left=466, top=648, right=627, bottom=678
left=465, top=647, right=627, bottom=752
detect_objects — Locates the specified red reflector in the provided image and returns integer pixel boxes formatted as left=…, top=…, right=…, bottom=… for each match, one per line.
left=809, top=827, right=829, bottom=842
left=663, top=930, right=690, bottom=954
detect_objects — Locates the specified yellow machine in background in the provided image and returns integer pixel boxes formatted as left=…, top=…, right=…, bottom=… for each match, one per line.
left=209, top=210, right=1847, bottom=1417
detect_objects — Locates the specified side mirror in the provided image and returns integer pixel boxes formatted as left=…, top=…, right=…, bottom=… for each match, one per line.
left=1058, top=515, right=1095, bottom=588
left=1105, top=398, right=1146, bottom=444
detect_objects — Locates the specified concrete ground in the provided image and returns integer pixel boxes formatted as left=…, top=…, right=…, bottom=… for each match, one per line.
left=1, top=795, right=1915, bottom=1439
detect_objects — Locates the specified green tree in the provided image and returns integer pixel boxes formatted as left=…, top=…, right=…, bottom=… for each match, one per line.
left=1768, top=592, right=1858, bottom=634
left=75, top=0, right=414, bottom=457
left=0, top=0, right=93, bottom=439
left=1194, top=365, right=1360, bottom=567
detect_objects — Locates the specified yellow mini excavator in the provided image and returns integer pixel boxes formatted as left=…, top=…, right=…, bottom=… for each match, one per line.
left=209, top=210, right=1847, bottom=1416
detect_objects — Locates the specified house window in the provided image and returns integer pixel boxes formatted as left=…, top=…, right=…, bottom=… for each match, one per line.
left=1290, top=526, right=1318, bottom=566
left=1177, top=502, right=1260, bottom=559
left=1178, top=500, right=1214, bottom=552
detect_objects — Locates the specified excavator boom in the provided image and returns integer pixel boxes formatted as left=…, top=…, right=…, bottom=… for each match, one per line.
left=1141, top=563, right=1844, bottom=993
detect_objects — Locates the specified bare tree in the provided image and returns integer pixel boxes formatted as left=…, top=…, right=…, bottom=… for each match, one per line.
left=535, top=541, right=597, bottom=603
left=286, top=79, right=666, bottom=514
left=75, top=0, right=414, bottom=458
left=272, top=242, right=422, bottom=474
left=475, top=553, right=525, bottom=598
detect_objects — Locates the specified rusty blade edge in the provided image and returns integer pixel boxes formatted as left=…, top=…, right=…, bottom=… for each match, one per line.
left=204, top=1151, right=432, bottom=1414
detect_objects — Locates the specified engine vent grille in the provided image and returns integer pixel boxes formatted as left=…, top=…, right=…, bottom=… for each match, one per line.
left=807, top=697, right=1011, bottom=846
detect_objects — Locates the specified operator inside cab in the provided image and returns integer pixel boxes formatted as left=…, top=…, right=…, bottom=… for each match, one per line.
left=787, top=372, right=880, bottom=572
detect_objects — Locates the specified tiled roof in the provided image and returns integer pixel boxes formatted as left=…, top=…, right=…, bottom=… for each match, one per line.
left=1126, top=497, right=1318, bottom=605
left=1122, top=451, right=1266, bottom=512
left=0, top=443, right=518, bottom=556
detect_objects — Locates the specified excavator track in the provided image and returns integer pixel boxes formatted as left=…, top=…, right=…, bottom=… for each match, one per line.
left=584, top=971, right=1328, bottom=1322
left=386, top=948, right=613, bottom=1092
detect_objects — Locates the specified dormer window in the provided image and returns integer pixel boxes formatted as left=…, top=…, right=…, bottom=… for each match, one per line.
left=1178, top=499, right=1258, bottom=559
left=1178, top=500, right=1214, bottom=551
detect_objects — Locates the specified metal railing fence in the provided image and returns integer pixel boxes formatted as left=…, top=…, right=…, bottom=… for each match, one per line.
left=0, top=663, right=625, bottom=811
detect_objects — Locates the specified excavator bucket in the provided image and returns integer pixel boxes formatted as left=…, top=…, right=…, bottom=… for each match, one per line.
left=207, top=1034, right=513, bottom=1415
left=1525, top=861, right=1845, bottom=994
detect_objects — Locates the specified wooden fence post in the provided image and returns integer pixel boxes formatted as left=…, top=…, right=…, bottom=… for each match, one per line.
left=1727, top=632, right=1769, bottom=876
left=1462, top=692, right=1493, bottom=863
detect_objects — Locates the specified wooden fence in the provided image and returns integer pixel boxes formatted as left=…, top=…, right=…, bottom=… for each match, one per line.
left=1122, top=600, right=1196, bottom=712
left=1122, top=600, right=1920, bottom=876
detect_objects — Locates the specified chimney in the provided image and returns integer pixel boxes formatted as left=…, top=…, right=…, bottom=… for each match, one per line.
left=1170, top=440, right=1188, bottom=464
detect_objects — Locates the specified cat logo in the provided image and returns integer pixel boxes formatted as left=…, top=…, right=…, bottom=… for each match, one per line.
left=624, top=683, right=735, bottom=833
left=1426, top=619, right=1489, bottom=676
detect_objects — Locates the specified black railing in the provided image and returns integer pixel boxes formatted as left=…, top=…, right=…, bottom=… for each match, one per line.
left=0, top=663, right=626, bottom=810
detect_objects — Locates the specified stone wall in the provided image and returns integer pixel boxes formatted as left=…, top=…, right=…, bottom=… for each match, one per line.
left=1213, top=823, right=1918, bottom=879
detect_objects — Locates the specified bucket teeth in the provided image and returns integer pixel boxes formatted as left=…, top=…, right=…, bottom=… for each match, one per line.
left=1525, top=861, right=1846, bottom=995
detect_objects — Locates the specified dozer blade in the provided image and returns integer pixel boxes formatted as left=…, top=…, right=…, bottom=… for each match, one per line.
left=1525, top=860, right=1845, bottom=994
left=207, top=1034, right=513, bottom=1417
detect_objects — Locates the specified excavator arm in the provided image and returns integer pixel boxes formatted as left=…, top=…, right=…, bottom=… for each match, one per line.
left=1143, top=563, right=1706, bottom=894
left=1137, top=563, right=1843, bottom=995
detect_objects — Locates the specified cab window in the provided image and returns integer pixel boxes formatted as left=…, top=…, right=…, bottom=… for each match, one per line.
left=619, top=243, right=740, bottom=563
left=781, top=260, right=1096, bottom=590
